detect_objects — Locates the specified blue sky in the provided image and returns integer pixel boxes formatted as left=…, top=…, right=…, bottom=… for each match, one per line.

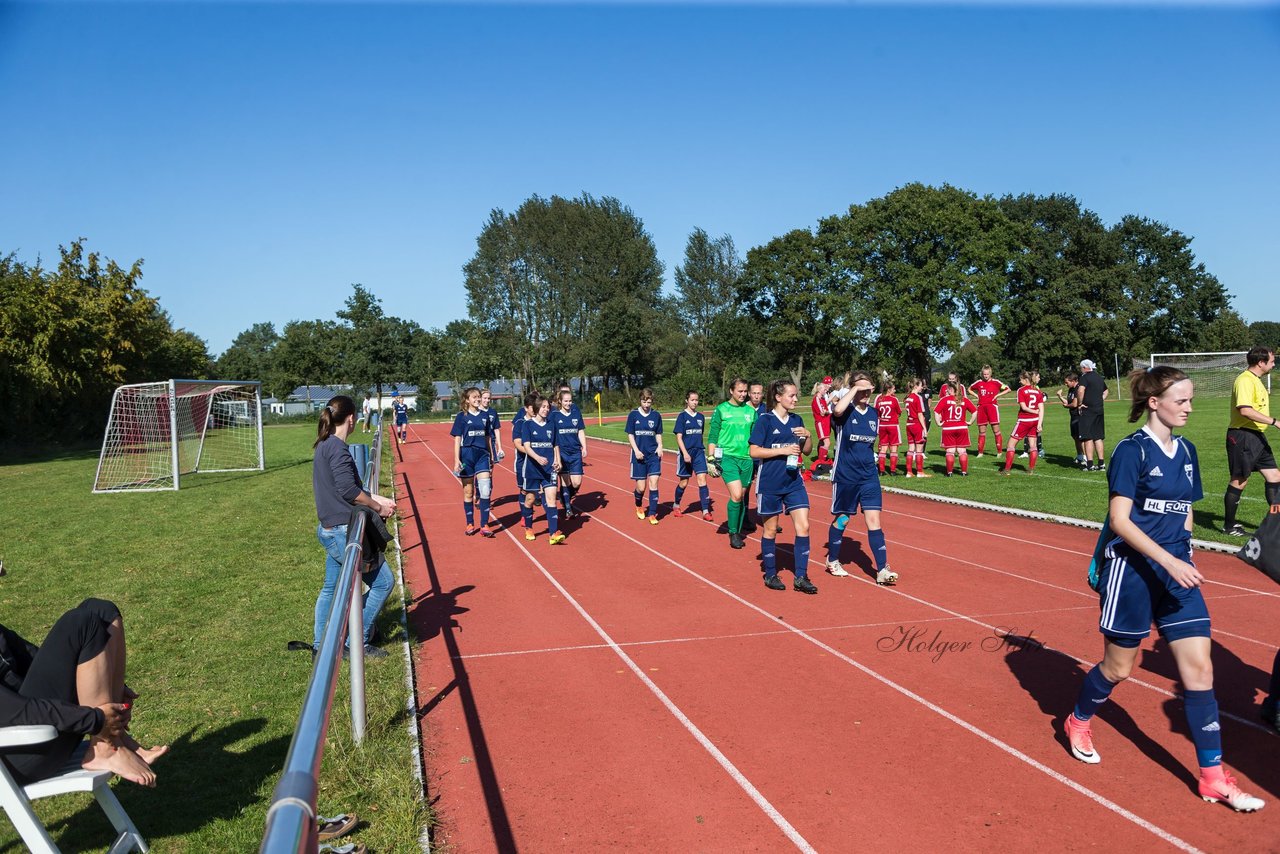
left=2, top=1, right=1277, bottom=356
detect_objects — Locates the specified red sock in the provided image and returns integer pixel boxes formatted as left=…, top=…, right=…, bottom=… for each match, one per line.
left=890, top=452, right=898, bottom=473
left=878, top=455, right=886, bottom=473
left=917, top=452, right=925, bottom=472
left=946, top=454, right=955, bottom=474
left=978, top=434, right=986, bottom=454
left=995, top=432, right=1003, bottom=453
left=906, top=453, right=914, bottom=475
left=960, top=454, right=969, bottom=473
left=1004, top=450, right=1014, bottom=471
left=1029, top=450, right=1038, bottom=471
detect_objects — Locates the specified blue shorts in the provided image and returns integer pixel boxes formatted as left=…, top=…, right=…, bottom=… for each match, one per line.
left=459, top=446, right=492, bottom=478
left=676, top=448, right=707, bottom=479
left=831, top=478, right=882, bottom=516
left=758, top=481, right=810, bottom=518
left=631, top=451, right=662, bottom=480
left=1098, top=541, right=1210, bottom=645
left=395, top=417, right=408, bottom=427
left=558, top=449, right=584, bottom=476
left=519, top=458, right=554, bottom=492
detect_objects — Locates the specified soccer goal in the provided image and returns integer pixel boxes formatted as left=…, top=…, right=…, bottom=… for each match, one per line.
left=93, top=380, right=265, bottom=493
left=1143, top=352, right=1269, bottom=398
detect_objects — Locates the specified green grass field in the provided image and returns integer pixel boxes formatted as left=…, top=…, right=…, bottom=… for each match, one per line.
left=0, top=427, right=427, bottom=852
left=585, top=396, right=1269, bottom=546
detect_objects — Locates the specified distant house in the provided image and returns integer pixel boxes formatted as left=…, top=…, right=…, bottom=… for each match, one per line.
left=366, top=384, right=421, bottom=412
left=279, top=385, right=354, bottom=416
left=427, top=379, right=528, bottom=412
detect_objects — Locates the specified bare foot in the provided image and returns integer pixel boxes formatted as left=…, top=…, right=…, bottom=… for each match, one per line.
left=121, top=732, right=169, bottom=765
left=82, top=738, right=156, bottom=787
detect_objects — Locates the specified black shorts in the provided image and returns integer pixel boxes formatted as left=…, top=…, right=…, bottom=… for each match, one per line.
left=1078, top=408, right=1105, bottom=441
left=1226, top=428, right=1277, bottom=480
left=1069, top=414, right=1081, bottom=441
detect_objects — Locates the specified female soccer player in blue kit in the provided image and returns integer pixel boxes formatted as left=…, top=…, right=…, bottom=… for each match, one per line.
left=626, top=389, right=664, bottom=524
left=516, top=395, right=565, bottom=544
left=1063, top=367, right=1263, bottom=812
left=825, top=372, right=898, bottom=585
left=552, top=390, right=587, bottom=518
left=749, top=380, right=816, bottom=594
left=450, top=387, right=499, bottom=537
left=672, top=390, right=712, bottom=519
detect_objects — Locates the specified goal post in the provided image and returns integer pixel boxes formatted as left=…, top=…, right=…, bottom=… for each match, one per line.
left=93, top=380, right=265, bottom=493
left=1140, top=352, right=1269, bottom=398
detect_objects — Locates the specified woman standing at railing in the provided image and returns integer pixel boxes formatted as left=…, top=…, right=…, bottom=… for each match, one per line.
left=313, top=395, right=396, bottom=660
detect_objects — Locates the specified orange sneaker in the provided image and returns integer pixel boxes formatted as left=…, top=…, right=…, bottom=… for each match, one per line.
left=1064, top=715, right=1100, bottom=764
left=1199, top=769, right=1265, bottom=812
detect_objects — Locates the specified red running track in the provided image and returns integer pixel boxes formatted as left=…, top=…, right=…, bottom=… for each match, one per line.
left=392, top=422, right=1280, bottom=853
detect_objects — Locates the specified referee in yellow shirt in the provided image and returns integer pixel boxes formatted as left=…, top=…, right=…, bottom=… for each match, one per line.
left=1224, top=345, right=1279, bottom=536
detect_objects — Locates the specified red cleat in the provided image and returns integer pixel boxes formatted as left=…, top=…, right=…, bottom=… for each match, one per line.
left=702, top=511, right=713, bottom=521
left=672, top=506, right=684, bottom=517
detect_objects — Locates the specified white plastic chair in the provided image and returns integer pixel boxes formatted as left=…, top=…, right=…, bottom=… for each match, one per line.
left=0, top=725, right=147, bottom=853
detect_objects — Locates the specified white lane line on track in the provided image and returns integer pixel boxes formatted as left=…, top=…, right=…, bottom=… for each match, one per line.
left=452, top=604, right=1098, bottom=661
left=576, top=449, right=1278, bottom=733
left=416, top=432, right=817, bottom=853
left=580, top=508, right=1203, bottom=854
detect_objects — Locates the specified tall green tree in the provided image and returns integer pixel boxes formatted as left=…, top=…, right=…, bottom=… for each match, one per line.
left=273, top=319, right=341, bottom=401
left=216, top=322, right=279, bottom=385
left=673, top=228, right=742, bottom=378
left=1248, top=321, right=1280, bottom=349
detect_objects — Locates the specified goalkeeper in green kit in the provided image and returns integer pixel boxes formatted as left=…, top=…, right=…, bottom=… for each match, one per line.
left=708, top=377, right=758, bottom=550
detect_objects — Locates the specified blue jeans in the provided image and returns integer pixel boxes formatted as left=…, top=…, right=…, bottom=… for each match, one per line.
left=314, top=523, right=394, bottom=648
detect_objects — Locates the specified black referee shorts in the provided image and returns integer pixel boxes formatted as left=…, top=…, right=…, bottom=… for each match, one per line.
left=1227, top=427, right=1278, bottom=480
left=1078, top=408, right=1105, bottom=441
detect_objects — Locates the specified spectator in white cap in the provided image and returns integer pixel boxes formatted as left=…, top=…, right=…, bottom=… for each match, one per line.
left=1075, top=359, right=1110, bottom=471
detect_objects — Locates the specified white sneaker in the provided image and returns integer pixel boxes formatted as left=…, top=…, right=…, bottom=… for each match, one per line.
left=1199, top=771, right=1265, bottom=812
left=1018, top=452, right=1029, bottom=459
left=825, top=560, right=850, bottom=577
left=875, top=567, right=898, bottom=586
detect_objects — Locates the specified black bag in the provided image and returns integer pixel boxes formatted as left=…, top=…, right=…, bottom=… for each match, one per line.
left=1235, top=506, right=1280, bottom=586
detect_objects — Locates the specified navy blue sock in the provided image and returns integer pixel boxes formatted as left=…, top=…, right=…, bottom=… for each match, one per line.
left=1184, top=689, right=1222, bottom=768
left=795, top=535, right=810, bottom=579
left=698, top=485, right=710, bottom=512
left=547, top=506, right=559, bottom=536
left=561, top=485, right=572, bottom=509
left=648, top=489, right=659, bottom=516
left=479, top=497, right=491, bottom=527
left=464, top=502, right=475, bottom=525
left=1072, top=665, right=1117, bottom=722
left=867, top=528, right=888, bottom=570
left=674, top=484, right=686, bottom=506
left=827, top=523, right=843, bottom=561
left=762, top=537, right=777, bottom=577
left=521, top=503, right=533, bottom=528
left=634, top=490, right=643, bottom=508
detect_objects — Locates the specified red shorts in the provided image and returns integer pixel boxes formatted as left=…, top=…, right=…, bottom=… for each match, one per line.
left=941, top=426, right=970, bottom=450
left=814, top=417, right=832, bottom=441
left=907, top=423, right=926, bottom=444
left=877, top=425, right=901, bottom=446
left=1011, top=420, right=1040, bottom=442
left=975, top=403, right=1000, bottom=426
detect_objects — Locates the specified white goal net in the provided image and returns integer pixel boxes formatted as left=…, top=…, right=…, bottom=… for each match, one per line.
left=93, top=380, right=264, bottom=492
left=1139, top=352, right=1269, bottom=398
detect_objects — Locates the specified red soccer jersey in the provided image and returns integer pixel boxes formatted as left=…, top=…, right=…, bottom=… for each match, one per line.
left=971, top=379, right=1007, bottom=405
left=934, top=396, right=977, bottom=429
left=812, top=394, right=832, bottom=421
left=875, top=394, right=901, bottom=424
left=938, top=382, right=966, bottom=401
left=906, top=392, right=926, bottom=426
left=1016, top=386, right=1047, bottom=422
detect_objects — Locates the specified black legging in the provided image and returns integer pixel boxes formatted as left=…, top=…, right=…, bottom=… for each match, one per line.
left=3, top=599, right=119, bottom=783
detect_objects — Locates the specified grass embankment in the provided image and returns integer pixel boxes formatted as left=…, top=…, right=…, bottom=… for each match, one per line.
left=584, top=397, right=1263, bottom=547
left=0, top=425, right=427, bottom=852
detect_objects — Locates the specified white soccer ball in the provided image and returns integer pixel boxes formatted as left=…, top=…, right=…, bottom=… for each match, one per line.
left=1245, top=538, right=1262, bottom=562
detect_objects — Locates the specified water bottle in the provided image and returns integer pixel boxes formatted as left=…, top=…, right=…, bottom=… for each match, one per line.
left=786, top=451, right=799, bottom=471
left=714, top=447, right=723, bottom=461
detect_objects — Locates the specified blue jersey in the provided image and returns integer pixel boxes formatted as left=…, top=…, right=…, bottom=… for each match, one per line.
left=755, top=401, right=770, bottom=417
left=626, top=408, right=662, bottom=455
left=551, top=408, right=584, bottom=453
left=1107, top=427, right=1203, bottom=547
left=750, top=410, right=806, bottom=494
left=481, top=407, right=501, bottom=442
left=831, top=405, right=879, bottom=484
left=673, top=410, right=705, bottom=452
left=392, top=401, right=409, bottom=422
left=517, top=417, right=557, bottom=474
left=450, top=410, right=491, bottom=451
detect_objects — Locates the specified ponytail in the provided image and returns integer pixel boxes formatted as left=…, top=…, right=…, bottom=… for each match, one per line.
left=315, top=395, right=356, bottom=448
left=1127, top=366, right=1189, bottom=423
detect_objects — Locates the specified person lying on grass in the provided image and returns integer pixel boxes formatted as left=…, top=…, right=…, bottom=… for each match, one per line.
left=1, top=598, right=167, bottom=786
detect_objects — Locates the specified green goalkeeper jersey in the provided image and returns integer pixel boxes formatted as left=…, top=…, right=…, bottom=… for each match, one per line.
left=709, top=400, right=756, bottom=459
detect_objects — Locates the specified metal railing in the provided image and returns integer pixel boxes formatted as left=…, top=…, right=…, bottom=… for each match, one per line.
left=260, top=419, right=385, bottom=853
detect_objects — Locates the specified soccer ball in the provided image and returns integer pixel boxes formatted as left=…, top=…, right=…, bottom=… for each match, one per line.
left=1245, top=538, right=1262, bottom=562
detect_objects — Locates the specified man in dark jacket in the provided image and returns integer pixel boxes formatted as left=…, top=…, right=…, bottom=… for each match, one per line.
left=1, top=599, right=165, bottom=786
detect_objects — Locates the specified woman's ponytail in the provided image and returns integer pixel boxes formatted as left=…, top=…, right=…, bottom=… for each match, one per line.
left=315, top=395, right=356, bottom=447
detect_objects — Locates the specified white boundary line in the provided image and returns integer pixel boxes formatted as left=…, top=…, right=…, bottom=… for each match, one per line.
left=416, top=431, right=816, bottom=851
